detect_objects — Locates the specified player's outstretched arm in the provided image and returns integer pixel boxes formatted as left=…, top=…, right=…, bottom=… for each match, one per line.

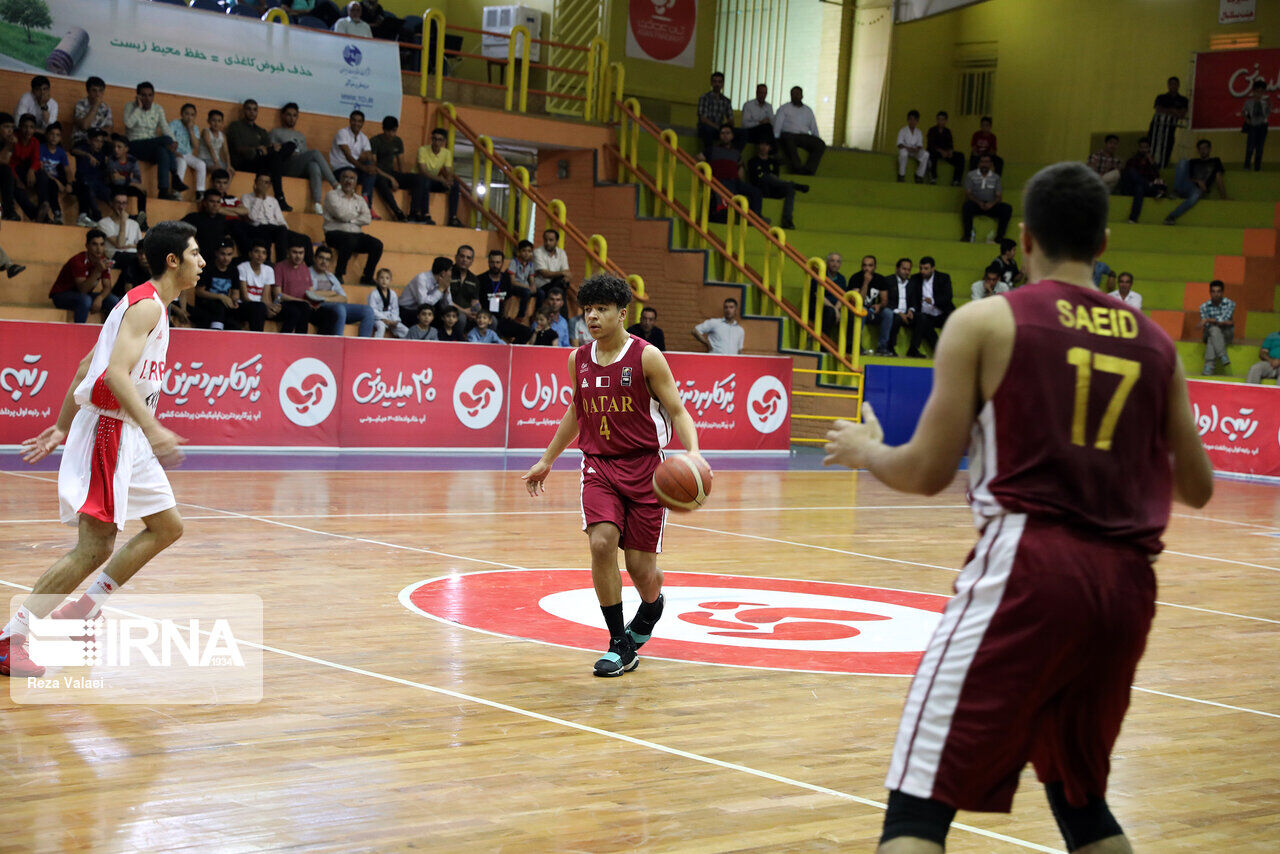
left=20, top=348, right=94, bottom=463
left=107, top=300, right=187, bottom=466
left=522, top=351, right=581, bottom=496
left=1165, top=358, right=1214, bottom=508
left=641, top=345, right=704, bottom=462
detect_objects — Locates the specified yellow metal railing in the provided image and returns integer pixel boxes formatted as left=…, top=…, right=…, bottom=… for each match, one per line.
left=504, top=25, right=531, bottom=113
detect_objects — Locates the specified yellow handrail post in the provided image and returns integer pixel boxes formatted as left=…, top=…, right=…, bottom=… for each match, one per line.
left=423, top=9, right=446, bottom=101
left=435, top=102, right=457, bottom=153
left=691, top=162, right=711, bottom=249
left=586, top=234, right=608, bottom=277
left=802, top=256, right=826, bottom=353
left=627, top=274, right=646, bottom=317
left=547, top=199, right=567, bottom=248
left=508, top=165, right=531, bottom=237
left=505, top=25, right=531, bottom=113
left=623, top=98, right=640, bottom=181
left=725, top=195, right=749, bottom=284
left=263, top=8, right=289, bottom=23
left=836, top=296, right=849, bottom=384
left=472, top=134, right=494, bottom=229
left=769, top=227, right=786, bottom=319
left=584, top=37, right=606, bottom=122
left=655, top=130, right=678, bottom=218
left=607, top=62, right=625, bottom=122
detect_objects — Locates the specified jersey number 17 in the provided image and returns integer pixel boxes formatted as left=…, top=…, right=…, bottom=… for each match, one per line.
left=1066, top=347, right=1141, bottom=451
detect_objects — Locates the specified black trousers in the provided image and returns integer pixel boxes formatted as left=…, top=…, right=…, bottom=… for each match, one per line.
left=195, top=295, right=234, bottom=328
left=279, top=300, right=314, bottom=334
left=961, top=200, right=1012, bottom=241
left=324, top=230, right=383, bottom=282
left=909, top=311, right=945, bottom=354
left=232, top=143, right=296, bottom=201
left=239, top=300, right=268, bottom=332
left=778, top=133, right=825, bottom=174
left=928, top=149, right=966, bottom=184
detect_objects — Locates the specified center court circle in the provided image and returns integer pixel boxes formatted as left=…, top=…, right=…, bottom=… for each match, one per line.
left=400, top=570, right=948, bottom=675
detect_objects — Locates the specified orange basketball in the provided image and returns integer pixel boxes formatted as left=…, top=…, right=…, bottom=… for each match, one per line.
left=652, top=454, right=713, bottom=512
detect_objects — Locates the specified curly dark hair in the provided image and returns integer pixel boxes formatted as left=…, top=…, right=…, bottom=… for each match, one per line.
left=576, top=274, right=632, bottom=310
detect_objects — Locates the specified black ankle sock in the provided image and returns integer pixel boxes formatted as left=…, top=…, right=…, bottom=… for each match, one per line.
left=632, top=595, right=664, bottom=633
left=601, top=602, right=625, bottom=639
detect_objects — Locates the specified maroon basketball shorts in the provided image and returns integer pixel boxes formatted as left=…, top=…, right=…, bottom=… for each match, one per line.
left=579, top=451, right=666, bottom=553
left=885, top=513, right=1157, bottom=812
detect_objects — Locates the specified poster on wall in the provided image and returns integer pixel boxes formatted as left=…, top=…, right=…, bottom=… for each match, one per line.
left=1192, top=48, right=1280, bottom=130
left=0, top=0, right=401, bottom=119
left=1186, top=380, right=1280, bottom=480
left=1219, top=0, right=1256, bottom=24
left=893, top=0, right=990, bottom=24
left=626, top=0, right=697, bottom=68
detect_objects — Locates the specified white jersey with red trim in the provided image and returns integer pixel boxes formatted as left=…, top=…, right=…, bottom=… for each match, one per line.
left=73, top=283, right=169, bottom=426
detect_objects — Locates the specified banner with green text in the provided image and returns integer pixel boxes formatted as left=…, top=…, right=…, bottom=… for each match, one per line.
left=0, top=0, right=401, bottom=119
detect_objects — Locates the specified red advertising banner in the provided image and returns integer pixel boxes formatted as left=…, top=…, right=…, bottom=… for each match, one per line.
left=1186, top=379, right=1280, bottom=479
left=1192, top=48, right=1280, bottom=130
left=625, top=0, right=697, bottom=68
left=0, top=321, right=793, bottom=452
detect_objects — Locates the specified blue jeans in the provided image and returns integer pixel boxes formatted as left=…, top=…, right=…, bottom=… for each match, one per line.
left=1166, top=159, right=1202, bottom=222
left=866, top=306, right=894, bottom=352
left=128, top=136, right=175, bottom=193
left=316, top=302, right=374, bottom=336
left=52, top=290, right=119, bottom=323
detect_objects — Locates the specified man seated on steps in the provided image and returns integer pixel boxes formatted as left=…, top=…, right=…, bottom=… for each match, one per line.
left=969, top=265, right=1008, bottom=302
left=271, top=102, right=338, bottom=216
left=698, top=124, right=763, bottom=223
left=415, top=128, right=464, bottom=227
left=745, top=139, right=806, bottom=230
left=1107, top=271, right=1141, bottom=311
left=1164, top=139, right=1227, bottom=226
left=773, top=86, right=825, bottom=175
left=926, top=111, right=965, bottom=187
left=1198, top=279, right=1234, bottom=376
left=961, top=155, right=1012, bottom=243
left=905, top=255, right=954, bottom=358
left=1246, top=328, right=1280, bottom=384
left=896, top=110, right=929, bottom=184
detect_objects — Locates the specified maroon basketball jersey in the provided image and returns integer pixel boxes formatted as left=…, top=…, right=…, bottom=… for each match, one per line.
left=573, top=334, right=671, bottom=455
left=968, top=280, right=1177, bottom=553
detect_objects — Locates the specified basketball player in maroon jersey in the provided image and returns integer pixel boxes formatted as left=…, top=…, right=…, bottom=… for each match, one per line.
left=523, top=274, right=704, bottom=677
left=824, top=162, right=1213, bottom=853
left=1, top=223, right=200, bottom=678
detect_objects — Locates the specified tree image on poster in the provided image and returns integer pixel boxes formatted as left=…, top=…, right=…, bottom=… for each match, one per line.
left=0, top=0, right=51, bottom=43
left=627, top=0, right=697, bottom=67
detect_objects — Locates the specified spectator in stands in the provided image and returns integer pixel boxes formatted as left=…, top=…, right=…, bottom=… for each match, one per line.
left=774, top=87, right=825, bottom=175
left=0, top=220, right=24, bottom=279
left=478, top=248, right=512, bottom=313
left=449, top=244, right=481, bottom=328
left=1111, top=271, right=1142, bottom=310
left=1086, top=134, right=1122, bottom=192
left=694, top=298, right=745, bottom=355
left=168, top=103, right=207, bottom=196
left=273, top=103, right=338, bottom=216
left=398, top=254, right=452, bottom=327
left=407, top=305, right=439, bottom=341
left=745, top=139, right=804, bottom=230
left=15, top=75, right=56, bottom=133
left=197, top=109, right=233, bottom=178
left=896, top=110, right=929, bottom=184
left=1165, top=139, right=1226, bottom=225
left=333, top=2, right=373, bottom=37
left=209, top=169, right=252, bottom=256
left=228, top=99, right=294, bottom=211
left=369, top=267, right=408, bottom=338
left=0, top=112, right=17, bottom=221
left=810, top=250, right=847, bottom=339
left=123, top=82, right=180, bottom=201
left=416, top=127, right=463, bottom=226
left=10, top=114, right=42, bottom=221
left=50, top=229, right=118, bottom=323
left=71, top=129, right=112, bottom=227
left=370, top=115, right=424, bottom=222
left=990, top=238, right=1025, bottom=286
left=532, top=228, right=570, bottom=297
left=329, top=110, right=382, bottom=206
left=970, top=265, right=1008, bottom=301
left=182, top=188, right=234, bottom=262
left=699, top=124, right=763, bottom=219
left=740, top=84, right=774, bottom=145
left=849, top=254, right=885, bottom=355
left=962, top=154, right=1012, bottom=242
left=1242, top=79, right=1270, bottom=171
left=905, top=256, right=953, bottom=358
left=568, top=310, right=589, bottom=347
left=437, top=305, right=466, bottom=342
left=696, top=72, right=734, bottom=155
left=193, top=241, right=239, bottom=330
left=308, top=243, right=375, bottom=336
left=245, top=172, right=309, bottom=262
left=510, top=238, right=536, bottom=292
left=1246, top=327, right=1280, bottom=384
left=323, top=167, right=383, bottom=285
left=467, top=310, right=503, bottom=344
left=361, top=0, right=402, bottom=40
left=1118, top=136, right=1166, bottom=224
left=237, top=240, right=279, bottom=332
left=72, top=77, right=112, bottom=149
left=627, top=306, right=665, bottom=351
left=37, top=122, right=70, bottom=224
left=968, top=116, right=1003, bottom=174
left=1199, top=280, right=1234, bottom=375
left=1149, top=76, right=1188, bottom=168
left=874, top=257, right=913, bottom=355
left=926, top=111, right=965, bottom=186
left=276, top=240, right=318, bottom=334
left=1092, top=258, right=1117, bottom=291
left=540, top=286, right=570, bottom=346
left=98, top=192, right=142, bottom=279
left=531, top=310, right=559, bottom=346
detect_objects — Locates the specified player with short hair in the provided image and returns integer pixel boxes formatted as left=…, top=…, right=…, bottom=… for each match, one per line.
left=523, top=274, right=704, bottom=677
left=2, top=221, right=204, bottom=678
left=823, top=162, right=1213, bottom=853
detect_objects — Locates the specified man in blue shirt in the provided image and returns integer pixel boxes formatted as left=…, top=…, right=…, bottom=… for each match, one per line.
left=1246, top=329, right=1280, bottom=384
left=540, top=286, right=571, bottom=347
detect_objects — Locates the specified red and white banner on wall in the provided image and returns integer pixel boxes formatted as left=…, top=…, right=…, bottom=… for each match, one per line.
left=1186, top=379, right=1280, bottom=479
left=0, top=321, right=791, bottom=453
left=1192, top=48, right=1280, bottom=130
left=626, top=0, right=697, bottom=68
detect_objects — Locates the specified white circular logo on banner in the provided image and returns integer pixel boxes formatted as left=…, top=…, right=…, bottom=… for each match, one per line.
left=746, top=375, right=788, bottom=434
left=279, top=357, right=337, bottom=427
left=452, top=364, right=504, bottom=430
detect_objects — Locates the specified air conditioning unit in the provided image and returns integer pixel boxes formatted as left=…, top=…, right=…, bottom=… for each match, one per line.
left=482, top=6, right=542, bottom=63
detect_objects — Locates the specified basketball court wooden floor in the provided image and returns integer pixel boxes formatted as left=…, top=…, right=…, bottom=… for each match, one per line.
left=0, top=461, right=1277, bottom=853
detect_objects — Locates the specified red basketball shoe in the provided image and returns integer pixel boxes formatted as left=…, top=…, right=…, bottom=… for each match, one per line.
left=0, top=634, right=45, bottom=678
left=51, top=597, right=101, bottom=642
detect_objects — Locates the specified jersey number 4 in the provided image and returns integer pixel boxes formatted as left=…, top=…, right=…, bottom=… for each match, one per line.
left=599, top=414, right=611, bottom=441
left=1066, top=347, right=1141, bottom=451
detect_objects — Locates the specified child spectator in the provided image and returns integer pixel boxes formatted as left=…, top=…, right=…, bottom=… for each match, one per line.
left=168, top=103, right=208, bottom=195
left=437, top=304, right=466, bottom=341
left=107, top=134, right=147, bottom=228
left=197, top=109, right=233, bottom=177
left=37, top=121, right=70, bottom=224
left=72, top=77, right=112, bottom=149
left=237, top=240, right=279, bottom=332
left=72, top=128, right=114, bottom=227
left=969, top=116, right=1003, bottom=174
left=531, top=311, right=559, bottom=346
left=466, top=309, right=502, bottom=344
left=194, top=242, right=240, bottom=330
left=406, top=304, right=438, bottom=340
left=369, top=267, right=407, bottom=338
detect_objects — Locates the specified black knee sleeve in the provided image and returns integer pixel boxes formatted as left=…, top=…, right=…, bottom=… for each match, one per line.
left=1044, top=782, right=1123, bottom=851
left=880, top=790, right=957, bottom=847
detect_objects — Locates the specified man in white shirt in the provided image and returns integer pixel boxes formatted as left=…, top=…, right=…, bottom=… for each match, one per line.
left=896, top=110, right=929, bottom=183
left=693, top=297, right=746, bottom=355
left=96, top=193, right=141, bottom=261
left=970, top=265, right=1010, bottom=301
left=773, top=86, right=825, bottom=175
left=15, top=75, right=56, bottom=132
left=878, top=257, right=914, bottom=356
left=741, top=84, right=774, bottom=144
left=531, top=228, right=571, bottom=295
left=1111, top=271, right=1142, bottom=310
left=333, top=2, right=373, bottom=38
left=329, top=110, right=378, bottom=202
left=398, top=255, right=453, bottom=326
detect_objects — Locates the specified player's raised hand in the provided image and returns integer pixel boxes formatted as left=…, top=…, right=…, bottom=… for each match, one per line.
left=823, top=402, right=884, bottom=469
left=20, top=426, right=66, bottom=464
left=147, top=426, right=189, bottom=469
left=522, top=460, right=551, bottom=497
